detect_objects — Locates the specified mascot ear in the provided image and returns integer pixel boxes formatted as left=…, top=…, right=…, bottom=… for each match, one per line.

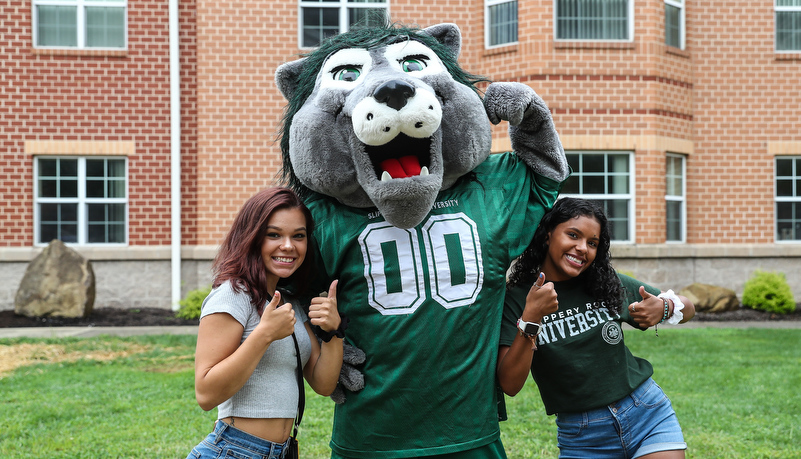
left=421, top=23, right=462, bottom=59
left=275, top=58, right=307, bottom=101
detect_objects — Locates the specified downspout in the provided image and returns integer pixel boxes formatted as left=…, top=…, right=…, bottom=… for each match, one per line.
left=169, top=0, right=181, bottom=310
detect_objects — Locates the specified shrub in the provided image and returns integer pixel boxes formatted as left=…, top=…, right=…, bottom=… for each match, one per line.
left=176, top=285, right=212, bottom=320
left=741, top=270, right=795, bottom=314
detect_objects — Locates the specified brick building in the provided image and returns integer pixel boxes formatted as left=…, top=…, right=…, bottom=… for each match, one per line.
left=1, top=0, right=799, bottom=312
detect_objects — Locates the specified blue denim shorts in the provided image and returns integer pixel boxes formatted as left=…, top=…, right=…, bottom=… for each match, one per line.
left=555, top=378, right=687, bottom=459
left=186, top=420, right=290, bottom=459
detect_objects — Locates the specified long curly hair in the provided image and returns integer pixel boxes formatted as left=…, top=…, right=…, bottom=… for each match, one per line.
left=277, top=22, right=488, bottom=199
left=508, top=197, right=624, bottom=314
left=212, top=187, right=315, bottom=312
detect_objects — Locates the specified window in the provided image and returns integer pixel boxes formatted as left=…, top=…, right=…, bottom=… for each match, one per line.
left=561, top=152, right=634, bottom=242
left=776, top=0, right=801, bottom=51
left=776, top=157, right=801, bottom=241
left=33, top=0, right=127, bottom=49
left=300, top=0, right=388, bottom=48
left=486, top=0, right=518, bottom=47
left=664, top=0, right=684, bottom=49
left=35, top=157, right=127, bottom=245
left=666, top=154, right=686, bottom=242
left=555, top=0, right=632, bottom=41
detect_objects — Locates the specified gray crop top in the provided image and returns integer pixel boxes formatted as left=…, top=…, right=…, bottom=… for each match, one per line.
left=200, top=281, right=312, bottom=420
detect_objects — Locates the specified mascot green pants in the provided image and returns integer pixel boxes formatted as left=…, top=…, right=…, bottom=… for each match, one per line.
left=276, top=22, right=569, bottom=458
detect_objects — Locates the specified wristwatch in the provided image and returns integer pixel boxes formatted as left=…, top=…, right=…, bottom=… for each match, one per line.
left=517, top=318, right=541, bottom=337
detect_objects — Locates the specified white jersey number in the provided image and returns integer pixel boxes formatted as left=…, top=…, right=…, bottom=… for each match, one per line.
left=358, top=213, right=484, bottom=315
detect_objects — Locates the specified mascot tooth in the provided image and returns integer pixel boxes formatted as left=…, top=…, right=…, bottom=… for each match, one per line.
left=276, top=22, right=569, bottom=458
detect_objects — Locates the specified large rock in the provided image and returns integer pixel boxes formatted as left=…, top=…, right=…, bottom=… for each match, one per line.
left=14, top=240, right=95, bottom=318
left=679, top=283, right=739, bottom=313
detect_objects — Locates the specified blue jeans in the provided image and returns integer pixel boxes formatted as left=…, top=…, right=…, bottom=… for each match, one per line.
left=187, top=420, right=290, bottom=459
left=555, top=378, right=687, bottom=459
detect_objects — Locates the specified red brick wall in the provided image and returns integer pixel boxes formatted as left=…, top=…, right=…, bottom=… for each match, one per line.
left=0, top=0, right=198, bottom=246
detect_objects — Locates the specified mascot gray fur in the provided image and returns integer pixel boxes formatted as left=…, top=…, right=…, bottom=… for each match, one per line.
left=276, top=22, right=569, bottom=458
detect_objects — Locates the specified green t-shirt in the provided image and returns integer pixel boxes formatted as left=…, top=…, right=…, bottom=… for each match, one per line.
left=306, top=152, right=563, bottom=458
left=501, top=273, right=658, bottom=415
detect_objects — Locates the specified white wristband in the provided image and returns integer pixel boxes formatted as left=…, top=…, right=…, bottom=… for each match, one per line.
left=658, top=289, right=684, bottom=325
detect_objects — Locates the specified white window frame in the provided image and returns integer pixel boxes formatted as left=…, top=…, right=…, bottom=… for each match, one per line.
left=298, top=0, right=389, bottom=49
left=34, top=156, right=129, bottom=246
left=775, top=156, right=801, bottom=242
left=485, top=0, right=518, bottom=48
left=665, top=153, right=686, bottom=243
left=32, top=0, right=128, bottom=50
left=775, top=0, right=801, bottom=52
left=554, top=0, right=634, bottom=42
left=664, top=0, right=685, bottom=50
left=561, top=151, right=635, bottom=243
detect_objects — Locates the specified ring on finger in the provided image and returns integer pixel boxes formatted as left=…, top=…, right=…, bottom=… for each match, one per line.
left=631, top=305, right=636, bottom=312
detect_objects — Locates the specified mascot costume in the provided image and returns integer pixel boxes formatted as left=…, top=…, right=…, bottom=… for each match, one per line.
left=275, top=22, right=569, bottom=458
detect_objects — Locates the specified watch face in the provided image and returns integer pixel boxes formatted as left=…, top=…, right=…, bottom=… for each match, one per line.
left=523, top=323, right=540, bottom=335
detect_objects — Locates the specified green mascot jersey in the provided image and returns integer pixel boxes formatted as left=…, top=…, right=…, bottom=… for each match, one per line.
left=305, top=152, right=563, bottom=458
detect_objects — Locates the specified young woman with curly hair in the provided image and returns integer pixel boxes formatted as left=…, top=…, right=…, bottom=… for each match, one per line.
left=498, top=197, right=696, bottom=459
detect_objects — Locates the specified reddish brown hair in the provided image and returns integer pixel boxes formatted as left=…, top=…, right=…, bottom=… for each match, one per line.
left=212, top=187, right=315, bottom=311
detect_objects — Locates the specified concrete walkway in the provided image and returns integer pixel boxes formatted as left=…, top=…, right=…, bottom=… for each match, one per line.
left=0, top=325, right=199, bottom=339
left=0, top=321, right=799, bottom=339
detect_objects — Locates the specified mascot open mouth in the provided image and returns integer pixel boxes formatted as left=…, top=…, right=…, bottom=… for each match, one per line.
left=367, top=134, right=431, bottom=181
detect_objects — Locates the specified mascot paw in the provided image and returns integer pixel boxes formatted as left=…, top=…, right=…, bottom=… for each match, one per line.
left=483, top=82, right=550, bottom=127
left=331, top=343, right=366, bottom=404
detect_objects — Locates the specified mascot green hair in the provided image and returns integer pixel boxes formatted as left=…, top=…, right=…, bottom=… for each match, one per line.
left=276, top=22, right=569, bottom=458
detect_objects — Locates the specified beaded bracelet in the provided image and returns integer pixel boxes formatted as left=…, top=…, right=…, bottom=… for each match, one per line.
left=655, top=298, right=669, bottom=337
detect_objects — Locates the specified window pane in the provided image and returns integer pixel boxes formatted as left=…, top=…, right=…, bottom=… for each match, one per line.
left=86, top=159, right=105, bottom=177
left=60, top=178, right=78, bottom=198
left=584, top=154, right=605, bottom=172
left=584, top=175, right=605, bottom=194
left=667, top=200, right=682, bottom=241
left=489, top=1, right=518, bottom=46
left=608, top=174, right=629, bottom=194
left=776, top=11, right=801, bottom=51
left=38, top=203, right=78, bottom=244
left=556, top=0, right=629, bottom=40
left=349, top=7, right=386, bottom=28
left=87, top=179, right=105, bottom=198
left=60, top=159, right=78, bottom=177
left=87, top=203, right=126, bottom=243
left=665, top=4, right=681, bottom=48
left=602, top=199, right=629, bottom=240
left=303, top=7, right=340, bottom=47
left=86, top=7, right=125, bottom=48
left=108, top=159, right=125, bottom=177
left=37, top=6, right=78, bottom=47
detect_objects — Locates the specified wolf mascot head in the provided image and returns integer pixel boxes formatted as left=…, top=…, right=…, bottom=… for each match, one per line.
left=276, top=22, right=567, bottom=228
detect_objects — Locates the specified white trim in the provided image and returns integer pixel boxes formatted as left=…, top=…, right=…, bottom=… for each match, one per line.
left=665, top=153, right=686, bottom=243
left=32, top=0, right=128, bottom=50
left=485, top=0, right=519, bottom=49
left=169, top=0, right=182, bottom=309
left=297, top=0, right=389, bottom=49
left=553, top=0, right=635, bottom=42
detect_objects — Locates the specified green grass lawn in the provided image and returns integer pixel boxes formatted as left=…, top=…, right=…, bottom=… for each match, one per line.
left=1, top=328, right=799, bottom=458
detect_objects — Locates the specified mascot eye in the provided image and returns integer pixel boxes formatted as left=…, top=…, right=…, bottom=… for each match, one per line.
left=401, top=57, right=428, bottom=72
left=332, top=66, right=361, bottom=82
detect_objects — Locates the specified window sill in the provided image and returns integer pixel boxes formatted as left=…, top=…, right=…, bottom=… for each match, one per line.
left=554, top=40, right=635, bottom=50
left=666, top=46, right=689, bottom=58
left=775, top=52, right=801, bottom=61
left=483, top=43, right=518, bottom=57
left=31, top=48, right=128, bottom=58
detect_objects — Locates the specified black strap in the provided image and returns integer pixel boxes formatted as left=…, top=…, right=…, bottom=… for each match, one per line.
left=290, top=332, right=305, bottom=437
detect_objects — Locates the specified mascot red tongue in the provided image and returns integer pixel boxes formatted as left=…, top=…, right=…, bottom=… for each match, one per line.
left=381, top=156, right=422, bottom=178
left=275, top=22, right=569, bottom=458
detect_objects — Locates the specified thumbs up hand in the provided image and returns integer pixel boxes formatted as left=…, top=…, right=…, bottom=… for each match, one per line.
left=309, top=280, right=341, bottom=333
left=628, top=286, right=663, bottom=328
left=257, top=290, right=297, bottom=341
left=523, top=272, right=559, bottom=322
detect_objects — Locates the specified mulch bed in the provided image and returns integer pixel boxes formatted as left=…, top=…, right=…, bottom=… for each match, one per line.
left=0, top=308, right=198, bottom=328
left=2, top=304, right=801, bottom=328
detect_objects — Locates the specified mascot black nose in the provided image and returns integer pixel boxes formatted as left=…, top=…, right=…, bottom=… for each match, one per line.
left=373, top=80, right=416, bottom=111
